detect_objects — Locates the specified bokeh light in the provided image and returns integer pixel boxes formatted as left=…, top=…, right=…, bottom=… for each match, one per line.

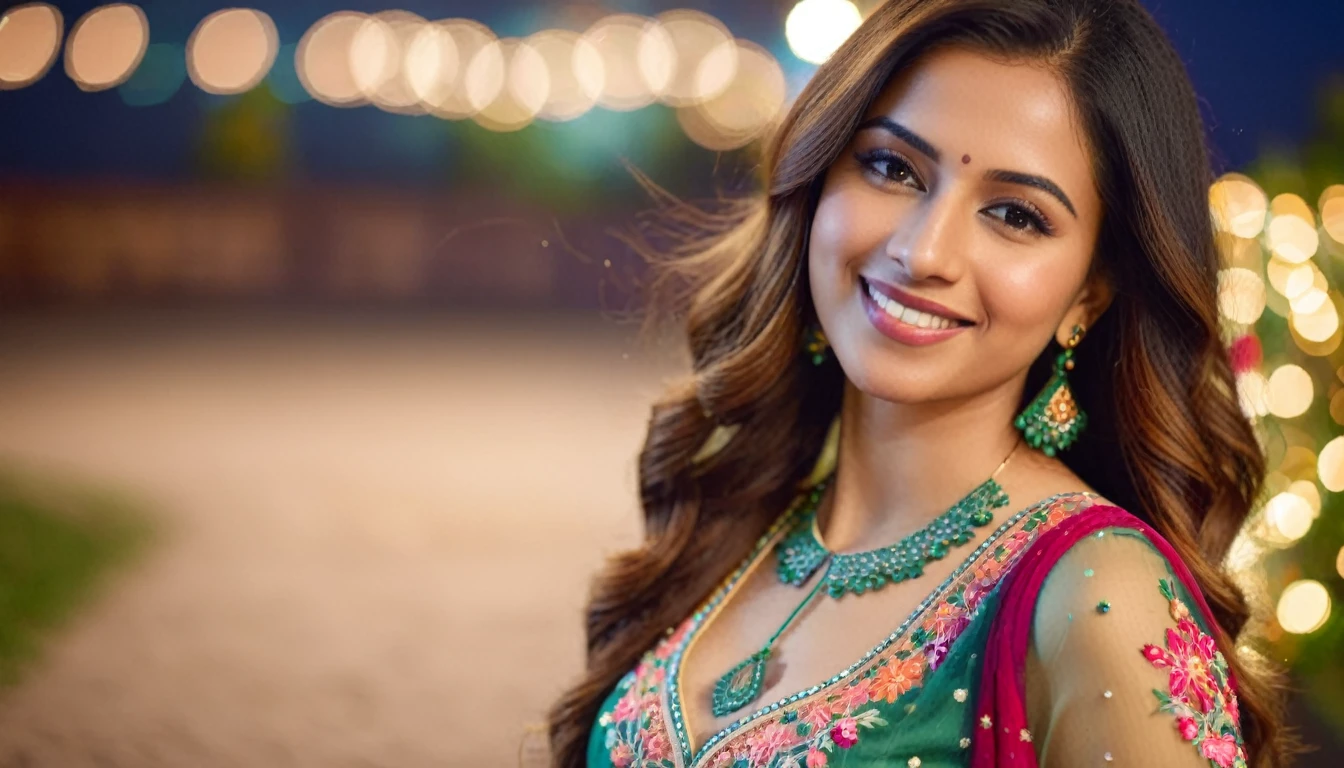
left=404, top=22, right=459, bottom=112
left=1266, top=193, right=1319, bottom=264
left=679, top=40, right=786, bottom=151
left=1319, top=436, right=1344, bottom=492
left=584, top=14, right=672, bottom=111
left=118, top=41, right=185, bottom=106
left=1291, top=290, right=1342, bottom=343
left=1263, top=491, right=1314, bottom=545
left=65, top=4, right=149, bottom=92
left=296, top=11, right=368, bottom=106
left=525, top=29, right=603, bottom=122
left=1266, top=364, right=1313, bottom=418
left=187, top=9, right=278, bottom=96
left=1235, top=371, right=1270, bottom=419
left=1276, top=579, right=1331, bottom=634
left=1209, top=173, right=1269, bottom=238
left=655, top=10, right=734, bottom=107
left=0, top=3, right=64, bottom=90
left=1217, top=267, right=1266, bottom=324
left=351, top=10, right=429, bottom=114
left=1288, top=479, right=1322, bottom=518
left=422, top=19, right=496, bottom=120
left=1320, top=184, right=1344, bottom=244
left=468, top=38, right=548, bottom=133
left=1337, top=547, right=1344, bottom=580
left=785, top=0, right=863, bottom=65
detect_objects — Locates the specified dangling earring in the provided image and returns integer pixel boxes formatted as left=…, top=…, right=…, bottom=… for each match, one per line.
left=1015, top=323, right=1087, bottom=457
left=803, top=323, right=830, bottom=366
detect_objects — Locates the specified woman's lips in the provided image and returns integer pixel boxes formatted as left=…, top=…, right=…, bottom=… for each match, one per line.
left=860, top=278, right=972, bottom=346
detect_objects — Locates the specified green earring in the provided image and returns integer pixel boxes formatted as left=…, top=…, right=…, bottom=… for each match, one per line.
left=1015, top=324, right=1087, bottom=457
left=803, top=323, right=830, bottom=366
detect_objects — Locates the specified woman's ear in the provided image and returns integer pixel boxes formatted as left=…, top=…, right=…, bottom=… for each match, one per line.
left=1056, top=269, right=1115, bottom=345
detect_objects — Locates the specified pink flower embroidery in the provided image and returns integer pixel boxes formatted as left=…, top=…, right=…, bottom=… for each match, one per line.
left=612, top=690, right=641, bottom=723
left=609, top=743, right=634, bottom=768
left=800, top=701, right=833, bottom=731
left=1143, top=579, right=1247, bottom=768
left=831, top=678, right=872, bottom=713
left=1200, top=733, right=1240, bottom=767
left=806, top=745, right=829, bottom=767
left=746, top=722, right=795, bottom=765
left=830, top=717, right=859, bottom=749
left=643, top=728, right=672, bottom=762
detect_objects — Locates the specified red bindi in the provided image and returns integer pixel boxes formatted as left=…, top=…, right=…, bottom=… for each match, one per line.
left=962, top=154, right=971, bottom=164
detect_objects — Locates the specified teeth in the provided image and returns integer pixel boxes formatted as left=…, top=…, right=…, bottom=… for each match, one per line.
left=866, top=282, right=959, bottom=330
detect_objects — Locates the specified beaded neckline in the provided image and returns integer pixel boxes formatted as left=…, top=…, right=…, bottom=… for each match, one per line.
left=665, top=489, right=1101, bottom=767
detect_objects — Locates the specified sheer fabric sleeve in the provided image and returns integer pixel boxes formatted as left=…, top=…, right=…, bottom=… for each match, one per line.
left=1025, top=527, right=1248, bottom=768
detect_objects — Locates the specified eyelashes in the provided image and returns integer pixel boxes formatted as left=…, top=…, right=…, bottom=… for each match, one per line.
left=855, top=148, right=925, bottom=191
left=852, top=148, right=1057, bottom=237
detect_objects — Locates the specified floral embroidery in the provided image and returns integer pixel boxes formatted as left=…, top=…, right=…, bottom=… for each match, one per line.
left=595, top=495, right=1096, bottom=768
left=690, top=495, right=1094, bottom=767
left=1142, top=579, right=1247, bottom=768
left=601, top=618, right=694, bottom=767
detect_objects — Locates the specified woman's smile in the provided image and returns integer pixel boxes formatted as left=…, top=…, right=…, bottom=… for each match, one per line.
left=859, top=276, right=974, bottom=346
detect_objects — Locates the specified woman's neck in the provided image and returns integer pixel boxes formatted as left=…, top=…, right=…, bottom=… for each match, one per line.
left=819, top=378, right=1025, bottom=553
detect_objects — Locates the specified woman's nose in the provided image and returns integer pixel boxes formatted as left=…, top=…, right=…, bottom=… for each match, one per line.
left=884, top=191, right=967, bottom=284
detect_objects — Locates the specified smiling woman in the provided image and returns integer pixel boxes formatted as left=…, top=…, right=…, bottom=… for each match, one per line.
left=548, top=2, right=1290, bottom=767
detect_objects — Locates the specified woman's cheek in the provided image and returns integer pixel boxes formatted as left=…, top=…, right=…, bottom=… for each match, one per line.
left=979, top=260, right=1076, bottom=334
left=810, top=181, right=895, bottom=280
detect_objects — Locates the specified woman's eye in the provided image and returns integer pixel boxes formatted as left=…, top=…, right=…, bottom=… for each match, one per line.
left=857, top=150, right=923, bottom=190
left=984, top=202, right=1054, bottom=237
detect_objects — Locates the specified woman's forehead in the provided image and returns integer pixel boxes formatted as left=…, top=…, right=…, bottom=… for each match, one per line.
left=862, top=47, right=1098, bottom=208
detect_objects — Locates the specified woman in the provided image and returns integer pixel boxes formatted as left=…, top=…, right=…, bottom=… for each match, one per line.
left=550, top=0, right=1288, bottom=766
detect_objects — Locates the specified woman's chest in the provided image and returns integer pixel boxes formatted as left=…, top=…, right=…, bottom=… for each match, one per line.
left=592, top=592, right=994, bottom=768
left=587, top=494, right=1092, bottom=768
left=676, top=548, right=976, bottom=752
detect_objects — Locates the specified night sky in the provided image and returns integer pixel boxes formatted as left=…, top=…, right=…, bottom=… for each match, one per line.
left=1, top=0, right=1340, bottom=183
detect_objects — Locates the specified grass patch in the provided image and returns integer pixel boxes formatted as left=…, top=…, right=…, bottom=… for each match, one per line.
left=0, top=471, right=153, bottom=685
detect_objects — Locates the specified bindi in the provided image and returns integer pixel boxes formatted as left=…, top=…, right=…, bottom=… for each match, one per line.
left=962, top=154, right=971, bottom=164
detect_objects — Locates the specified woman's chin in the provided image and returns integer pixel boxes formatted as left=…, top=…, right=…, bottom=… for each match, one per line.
left=835, top=359, right=956, bottom=405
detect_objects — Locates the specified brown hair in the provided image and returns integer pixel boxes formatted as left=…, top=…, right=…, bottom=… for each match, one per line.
left=548, top=1, right=1288, bottom=764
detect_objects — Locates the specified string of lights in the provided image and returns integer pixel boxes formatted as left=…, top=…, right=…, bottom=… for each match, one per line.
left=0, top=2, right=865, bottom=150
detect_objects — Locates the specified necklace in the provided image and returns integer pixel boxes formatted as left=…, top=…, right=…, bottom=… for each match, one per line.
left=709, top=439, right=1021, bottom=718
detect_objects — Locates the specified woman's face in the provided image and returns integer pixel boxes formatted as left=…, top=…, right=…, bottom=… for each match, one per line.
left=808, top=46, right=1108, bottom=406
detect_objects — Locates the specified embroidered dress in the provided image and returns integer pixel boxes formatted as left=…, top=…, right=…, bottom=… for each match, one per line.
left=587, top=493, right=1245, bottom=768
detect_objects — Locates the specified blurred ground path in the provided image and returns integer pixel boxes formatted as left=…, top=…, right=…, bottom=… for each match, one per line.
left=0, top=309, right=677, bottom=767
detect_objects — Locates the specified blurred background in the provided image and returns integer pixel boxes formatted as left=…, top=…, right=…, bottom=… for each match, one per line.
left=0, top=0, right=1341, bottom=765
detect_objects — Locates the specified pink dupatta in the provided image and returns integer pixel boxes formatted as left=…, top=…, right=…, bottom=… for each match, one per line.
left=970, top=504, right=1236, bottom=767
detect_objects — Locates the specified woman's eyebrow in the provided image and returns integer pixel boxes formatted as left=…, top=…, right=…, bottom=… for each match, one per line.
left=983, top=169, right=1077, bottom=218
left=856, top=116, right=1077, bottom=219
left=857, top=116, right=941, bottom=162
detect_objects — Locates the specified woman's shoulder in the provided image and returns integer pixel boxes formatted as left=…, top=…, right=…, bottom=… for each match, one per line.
left=1024, top=503, right=1249, bottom=767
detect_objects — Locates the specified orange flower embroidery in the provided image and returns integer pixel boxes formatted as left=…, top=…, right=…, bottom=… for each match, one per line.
left=870, top=655, right=925, bottom=703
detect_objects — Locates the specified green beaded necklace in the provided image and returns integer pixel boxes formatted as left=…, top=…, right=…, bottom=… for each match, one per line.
left=710, top=440, right=1021, bottom=718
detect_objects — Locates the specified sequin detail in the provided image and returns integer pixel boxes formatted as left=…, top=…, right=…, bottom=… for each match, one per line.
left=1141, top=579, right=1247, bottom=768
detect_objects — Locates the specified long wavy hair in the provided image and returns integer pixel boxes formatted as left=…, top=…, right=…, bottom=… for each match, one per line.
left=549, top=0, right=1288, bottom=764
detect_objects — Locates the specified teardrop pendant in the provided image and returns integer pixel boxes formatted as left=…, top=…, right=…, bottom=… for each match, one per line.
left=711, top=648, right=771, bottom=717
